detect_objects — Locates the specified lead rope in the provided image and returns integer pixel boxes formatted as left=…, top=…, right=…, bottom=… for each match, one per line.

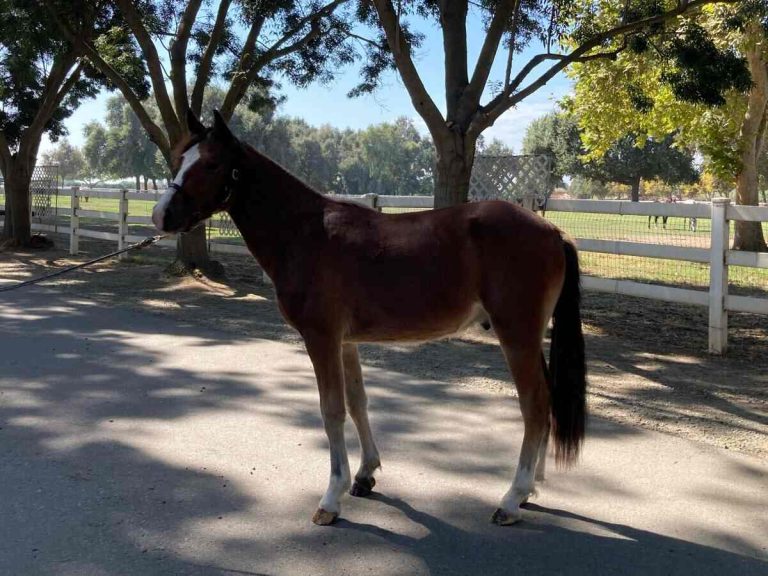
left=0, top=234, right=167, bottom=294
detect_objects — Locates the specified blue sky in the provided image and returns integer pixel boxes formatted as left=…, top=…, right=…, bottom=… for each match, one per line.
left=44, top=11, right=571, bottom=155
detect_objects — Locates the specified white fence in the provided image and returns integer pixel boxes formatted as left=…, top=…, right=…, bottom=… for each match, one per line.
left=10, top=187, right=768, bottom=354
left=545, top=198, right=768, bottom=354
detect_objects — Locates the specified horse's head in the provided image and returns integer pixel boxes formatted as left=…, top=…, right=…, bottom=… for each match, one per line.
left=152, top=110, right=241, bottom=233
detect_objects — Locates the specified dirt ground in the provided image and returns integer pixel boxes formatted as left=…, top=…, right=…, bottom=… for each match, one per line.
left=2, top=233, right=766, bottom=460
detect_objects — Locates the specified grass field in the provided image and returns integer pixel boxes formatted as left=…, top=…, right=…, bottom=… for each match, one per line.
left=4, top=191, right=766, bottom=295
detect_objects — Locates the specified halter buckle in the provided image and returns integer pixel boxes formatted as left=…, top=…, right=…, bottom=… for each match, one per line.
left=231, top=168, right=240, bottom=181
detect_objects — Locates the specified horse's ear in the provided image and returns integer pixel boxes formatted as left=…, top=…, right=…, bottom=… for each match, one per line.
left=187, top=109, right=206, bottom=136
left=212, top=109, right=234, bottom=142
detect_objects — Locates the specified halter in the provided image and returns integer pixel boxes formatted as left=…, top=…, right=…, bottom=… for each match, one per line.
left=219, top=167, right=240, bottom=210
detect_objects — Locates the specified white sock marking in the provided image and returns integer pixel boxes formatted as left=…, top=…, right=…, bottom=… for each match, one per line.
left=151, top=144, right=201, bottom=231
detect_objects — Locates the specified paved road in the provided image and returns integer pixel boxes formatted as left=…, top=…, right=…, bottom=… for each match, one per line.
left=1, top=287, right=766, bottom=576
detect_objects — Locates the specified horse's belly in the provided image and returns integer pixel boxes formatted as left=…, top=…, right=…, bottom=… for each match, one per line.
left=345, top=300, right=488, bottom=343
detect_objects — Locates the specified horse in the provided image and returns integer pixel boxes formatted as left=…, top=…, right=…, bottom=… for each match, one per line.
left=648, top=213, right=669, bottom=229
left=648, top=197, right=676, bottom=229
left=152, top=110, right=587, bottom=527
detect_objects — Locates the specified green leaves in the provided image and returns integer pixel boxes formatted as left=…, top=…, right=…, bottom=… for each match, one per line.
left=567, top=3, right=765, bottom=179
left=661, top=22, right=751, bottom=106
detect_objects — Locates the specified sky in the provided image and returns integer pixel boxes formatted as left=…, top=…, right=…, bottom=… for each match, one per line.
left=41, top=9, right=572, bottom=156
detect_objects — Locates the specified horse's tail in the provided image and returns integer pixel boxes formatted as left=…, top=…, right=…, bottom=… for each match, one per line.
left=549, top=236, right=587, bottom=466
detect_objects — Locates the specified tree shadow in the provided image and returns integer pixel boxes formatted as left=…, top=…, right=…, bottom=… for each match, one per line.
left=0, top=288, right=271, bottom=575
left=1, top=286, right=766, bottom=575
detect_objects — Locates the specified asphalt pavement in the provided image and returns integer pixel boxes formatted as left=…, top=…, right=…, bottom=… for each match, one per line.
left=0, top=287, right=766, bottom=575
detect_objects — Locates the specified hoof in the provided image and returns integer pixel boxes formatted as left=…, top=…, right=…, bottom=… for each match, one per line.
left=312, top=508, right=338, bottom=526
left=350, top=477, right=376, bottom=497
left=490, top=508, right=522, bottom=526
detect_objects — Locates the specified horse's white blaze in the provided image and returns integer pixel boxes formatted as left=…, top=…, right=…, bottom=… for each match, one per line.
left=151, top=188, right=174, bottom=230
left=151, top=144, right=201, bottom=231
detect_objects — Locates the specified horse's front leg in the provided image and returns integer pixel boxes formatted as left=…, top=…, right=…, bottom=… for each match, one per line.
left=304, top=333, right=351, bottom=526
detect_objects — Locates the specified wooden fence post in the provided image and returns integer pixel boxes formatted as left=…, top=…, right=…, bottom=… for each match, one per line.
left=69, top=186, right=79, bottom=255
left=118, top=188, right=129, bottom=259
left=708, top=198, right=730, bottom=354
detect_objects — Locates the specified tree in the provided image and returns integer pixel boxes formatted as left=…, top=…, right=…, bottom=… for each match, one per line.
left=581, top=134, right=699, bottom=201
left=522, top=113, right=582, bottom=186
left=357, top=117, right=435, bottom=195
left=523, top=112, right=698, bottom=199
left=81, top=122, right=110, bottom=186
left=567, top=2, right=767, bottom=250
left=48, top=0, right=356, bottom=273
left=360, top=0, right=738, bottom=209
left=0, top=1, right=141, bottom=246
left=102, top=96, right=166, bottom=190
left=40, top=139, right=84, bottom=183
left=477, top=137, right=515, bottom=157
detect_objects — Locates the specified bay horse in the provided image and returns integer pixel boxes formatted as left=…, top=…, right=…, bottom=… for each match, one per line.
left=152, top=110, right=587, bottom=527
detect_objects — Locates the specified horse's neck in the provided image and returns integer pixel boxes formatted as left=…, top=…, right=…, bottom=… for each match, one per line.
left=227, top=147, right=326, bottom=278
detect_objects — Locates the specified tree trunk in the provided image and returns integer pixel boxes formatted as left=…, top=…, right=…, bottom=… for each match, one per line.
left=630, top=177, right=641, bottom=202
left=2, top=159, right=33, bottom=246
left=134, top=175, right=141, bottom=192
left=733, top=34, right=768, bottom=252
left=174, top=225, right=210, bottom=268
left=433, top=133, right=476, bottom=209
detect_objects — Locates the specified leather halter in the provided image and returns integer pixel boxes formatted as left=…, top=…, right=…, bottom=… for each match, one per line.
left=171, top=167, right=240, bottom=213
left=219, top=167, right=240, bottom=211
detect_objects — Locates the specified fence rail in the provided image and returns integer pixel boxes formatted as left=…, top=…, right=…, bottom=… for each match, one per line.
left=6, top=187, right=767, bottom=353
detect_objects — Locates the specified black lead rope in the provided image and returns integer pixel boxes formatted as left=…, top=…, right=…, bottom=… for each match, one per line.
left=0, top=234, right=167, bottom=294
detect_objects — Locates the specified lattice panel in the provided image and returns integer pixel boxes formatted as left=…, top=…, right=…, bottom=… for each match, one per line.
left=469, top=155, right=553, bottom=208
left=214, top=212, right=239, bottom=237
left=30, top=165, right=59, bottom=224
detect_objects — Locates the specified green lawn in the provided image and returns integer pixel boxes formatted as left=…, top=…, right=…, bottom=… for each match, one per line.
left=545, top=212, right=767, bottom=295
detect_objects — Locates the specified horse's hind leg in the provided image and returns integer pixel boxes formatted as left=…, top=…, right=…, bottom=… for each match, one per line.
left=342, top=344, right=381, bottom=497
left=535, top=354, right=551, bottom=483
left=491, top=339, right=550, bottom=526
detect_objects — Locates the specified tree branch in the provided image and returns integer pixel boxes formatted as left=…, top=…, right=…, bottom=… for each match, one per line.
left=473, top=0, right=736, bottom=136
left=170, top=0, right=204, bottom=122
left=462, top=0, right=517, bottom=117
left=439, top=0, right=470, bottom=121
left=191, top=0, right=232, bottom=115
left=371, top=0, right=446, bottom=140
left=220, top=0, right=347, bottom=120
left=44, top=2, right=171, bottom=160
left=220, top=17, right=264, bottom=120
left=114, top=0, right=181, bottom=146
left=503, top=0, right=522, bottom=91
left=19, top=50, right=79, bottom=163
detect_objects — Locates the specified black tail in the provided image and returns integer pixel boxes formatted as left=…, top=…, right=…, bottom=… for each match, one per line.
left=549, top=237, right=587, bottom=466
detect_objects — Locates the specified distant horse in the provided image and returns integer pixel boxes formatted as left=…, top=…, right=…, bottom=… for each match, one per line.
left=648, top=197, right=675, bottom=229
left=152, top=111, right=587, bottom=527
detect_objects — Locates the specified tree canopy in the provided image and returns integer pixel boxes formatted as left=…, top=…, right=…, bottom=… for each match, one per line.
left=40, top=139, right=84, bottom=182
left=0, top=0, right=143, bottom=244
left=359, top=0, right=741, bottom=208
left=47, top=0, right=362, bottom=269
left=566, top=1, right=767, bottom=249
left=523, top=112, right=698, bottom=200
